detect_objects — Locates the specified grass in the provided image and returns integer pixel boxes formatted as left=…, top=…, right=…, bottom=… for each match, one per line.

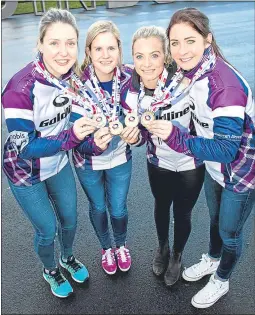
left=13, top=1, right=106, bottom=15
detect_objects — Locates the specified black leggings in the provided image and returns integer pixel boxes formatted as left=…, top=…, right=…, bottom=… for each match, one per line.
left=147, top=162, right=205, bottom=253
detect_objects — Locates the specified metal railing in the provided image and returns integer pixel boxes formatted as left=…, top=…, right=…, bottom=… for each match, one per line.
left=2, top=0, right=174, bottom=19
left=32, top=0, right=96, bottom=15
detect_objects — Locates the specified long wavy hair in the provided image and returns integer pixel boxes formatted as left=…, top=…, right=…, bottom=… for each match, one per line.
left=166, top=7, right=228, bottom=63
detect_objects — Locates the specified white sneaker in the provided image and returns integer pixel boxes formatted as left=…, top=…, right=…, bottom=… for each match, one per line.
left=191, top=274, right=229, bottom=308
left=182, top=253, right=220, bottom=281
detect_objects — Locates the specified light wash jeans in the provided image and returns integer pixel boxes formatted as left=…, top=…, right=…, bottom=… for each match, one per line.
left=75, top=159, right=132, bottom=249
left=204, top=170, right=255, bottom=279
left=9, top=162, right=77, bottom=270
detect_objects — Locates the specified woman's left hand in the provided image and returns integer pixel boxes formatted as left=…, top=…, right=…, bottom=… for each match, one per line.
left=146, top=120, right=173, bottom=141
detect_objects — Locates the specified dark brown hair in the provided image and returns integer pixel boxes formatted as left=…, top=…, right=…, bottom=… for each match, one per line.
left=166, top=8, right=228, bottom=63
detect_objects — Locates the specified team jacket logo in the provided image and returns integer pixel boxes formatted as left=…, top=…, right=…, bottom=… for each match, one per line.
left=159, top=106, right=190, bottom=120
left=53, top=95, right=70, bottom=107
left=8, top=131, right=29, bottom=153
left=39, top=105, right=72, bottom=127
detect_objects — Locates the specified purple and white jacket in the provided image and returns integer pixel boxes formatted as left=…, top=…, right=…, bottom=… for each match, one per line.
left=166, top=58, right=255, bottom=192
left=2, top=62, right=98, bottom=186
left=121, top=66, right=203, bottom=172
left=72, top=65, right=133, bottom=171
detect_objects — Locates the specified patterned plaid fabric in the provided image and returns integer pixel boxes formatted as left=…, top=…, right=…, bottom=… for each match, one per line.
left=166, top=57, right=255, bottom=193
left=3, top=143, right=32, bottom=186
left=2, top=61, right=80, bottom=185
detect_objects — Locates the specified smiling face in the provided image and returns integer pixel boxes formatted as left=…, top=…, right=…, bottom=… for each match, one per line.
left=169, top=22, right=211, bottom=71
left=39, top=22, right=78, bottom=78
left=87, top=31, right=120, bottom=82
left=133, top=36, right=165, bottom=89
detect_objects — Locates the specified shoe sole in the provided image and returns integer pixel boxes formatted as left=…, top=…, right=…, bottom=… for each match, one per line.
left=102, top=267, right=117, bottom=275
left=152, top=269, right=165, bottom=277
left=191, top=288, right=229, bottom=308
left=118, top=265, right=131, bottom=272
left=43, top=273, right=73, bottom=298
left=164, top=275, right=180, bottom=287
left=182, top=268, right=217, bottom=282
left=59, top=260, right=89, bottom=283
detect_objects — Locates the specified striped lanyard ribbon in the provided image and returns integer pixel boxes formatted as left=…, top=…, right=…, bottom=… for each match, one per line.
left=89, top=65, right=121, bottom=122
left=33, top=55, right=97, bottom=116
left=137, top=45, right=216, bottom=114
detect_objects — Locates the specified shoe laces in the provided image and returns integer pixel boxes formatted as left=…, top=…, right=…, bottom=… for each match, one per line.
left=65, top=255, right=81, bottom=272
left=193, top=253, right=211, bottom=270
left=103, top=248, right=115, bottom=266
left=117, top=246, right=129, bottom=262
left=49, top=269, right=66, bottom=286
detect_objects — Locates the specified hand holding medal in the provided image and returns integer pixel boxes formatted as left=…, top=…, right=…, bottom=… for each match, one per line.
left=73, top=116, right=98, bottom=140
left=146, top=119, right=173, bottom=141
left=120, top=126, right=140, bottom=145
left=94, top=127, right=113, bottom=151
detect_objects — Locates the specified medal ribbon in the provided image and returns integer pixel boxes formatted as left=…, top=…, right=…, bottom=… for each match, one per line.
left=137, top=45, right=216, bottom=114
left=89, top=65, right=121, bottom=122
left=33, top=54, right=97, bottom=117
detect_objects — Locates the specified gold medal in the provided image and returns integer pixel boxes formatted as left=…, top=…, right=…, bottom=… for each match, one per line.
left=93, top=113, right=106, bottom=128
left=109, top=120, right=124, bottom=135
left=141, top=111, right=155, bottom=127
left=125, top=112, right=139, bottom=128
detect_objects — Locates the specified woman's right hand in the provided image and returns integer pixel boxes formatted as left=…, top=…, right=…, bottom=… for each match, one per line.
left=94, top=127, right=113, bottom=151
left=73, top=117, right=98, bottom=141
left=120, top=126, right=140, bottom=144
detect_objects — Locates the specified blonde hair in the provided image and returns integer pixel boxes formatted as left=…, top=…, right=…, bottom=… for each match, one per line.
left=132, top=25, right=172, bottom=66
left=80, top=20, right=123, bottom=72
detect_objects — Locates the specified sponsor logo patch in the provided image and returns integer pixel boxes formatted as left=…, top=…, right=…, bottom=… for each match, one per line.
left=8, top=131, right=29, bottom=153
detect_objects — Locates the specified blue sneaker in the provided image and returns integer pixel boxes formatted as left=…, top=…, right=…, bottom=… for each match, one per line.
left=43, top=268, right=73, bottom=298
left=59, top=255, right=89, bottom=283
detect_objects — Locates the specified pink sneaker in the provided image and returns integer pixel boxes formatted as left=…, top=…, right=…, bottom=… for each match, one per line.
left=116, top=245, right=131, bottom=272
left=101, top=248, right=117, bottom=275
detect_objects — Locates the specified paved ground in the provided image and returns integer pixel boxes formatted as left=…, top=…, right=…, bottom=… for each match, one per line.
left=1, top=1, right=254, bottom=314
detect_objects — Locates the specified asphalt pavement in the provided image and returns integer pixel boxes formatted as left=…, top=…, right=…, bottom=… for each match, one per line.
left=1, top=1, right=255, bottom=314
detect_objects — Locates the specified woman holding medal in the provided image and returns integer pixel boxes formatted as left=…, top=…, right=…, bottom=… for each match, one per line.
left=73, top=20, right=134, bottom=275
left=121, top=26, right=205, bottom=286
left=1, top=8, right=103, bottom=298
left=146, top=8, right=255, bottom=308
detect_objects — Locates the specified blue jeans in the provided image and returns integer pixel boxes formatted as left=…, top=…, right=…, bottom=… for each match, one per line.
left=75, top=159, right=132, bottom=249
left=8, top=162, right=77, bottom=270
left=204, top=170, right=255, bottom=280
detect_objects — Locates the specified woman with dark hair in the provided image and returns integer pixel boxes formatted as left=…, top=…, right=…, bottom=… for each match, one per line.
left=147, top=7, right=255, bottom=309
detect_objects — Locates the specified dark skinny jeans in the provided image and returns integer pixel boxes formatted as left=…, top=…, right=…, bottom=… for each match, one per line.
left=147, top=162, right=205, bottom=253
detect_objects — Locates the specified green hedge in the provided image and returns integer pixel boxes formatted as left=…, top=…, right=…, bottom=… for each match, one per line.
left=14, top=1, right=106, bottom=15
